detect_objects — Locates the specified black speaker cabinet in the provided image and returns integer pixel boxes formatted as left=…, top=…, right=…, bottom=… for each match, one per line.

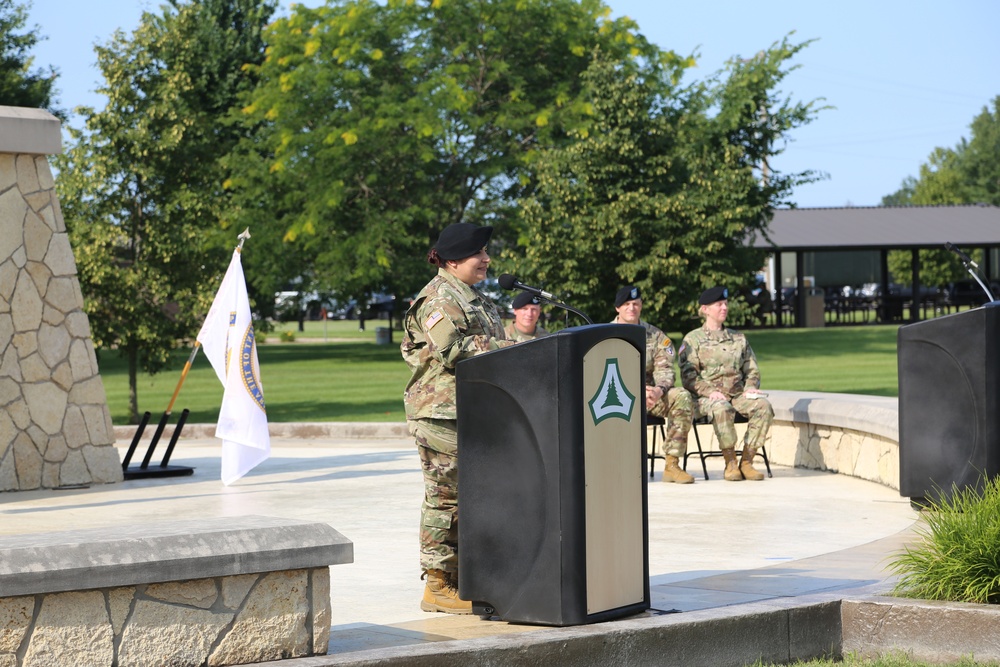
left=456, top=323, right=649, bottom=626
left=898, top=305, right=1000, bottom=505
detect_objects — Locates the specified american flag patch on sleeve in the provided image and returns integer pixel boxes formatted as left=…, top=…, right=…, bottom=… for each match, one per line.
left=425, top=311, right=444, bottom=330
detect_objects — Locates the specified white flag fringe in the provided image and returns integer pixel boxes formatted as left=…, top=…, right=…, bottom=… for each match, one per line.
left=197, top=249, right=270, bottom=485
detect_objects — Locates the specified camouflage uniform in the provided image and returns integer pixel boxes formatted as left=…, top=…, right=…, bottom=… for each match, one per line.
left=402, top=268, right=511, bottom=573
left=613, top=317, right=694, bottom=458
left=503, top=322, right=550, bottom=343
left=678, top=326, right=773, bottom=451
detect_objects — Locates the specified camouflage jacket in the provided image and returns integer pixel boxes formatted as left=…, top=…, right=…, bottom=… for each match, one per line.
left=611, top=317, right=676, bottom=390
left=402, top=269, right=511, bottom=420
left=503, top=322, right=550, bottom=343
left=678, top=326, right=761, bottom=399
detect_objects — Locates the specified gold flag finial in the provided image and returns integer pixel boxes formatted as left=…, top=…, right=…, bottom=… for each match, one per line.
left=237, top=228, right=251, bottom=251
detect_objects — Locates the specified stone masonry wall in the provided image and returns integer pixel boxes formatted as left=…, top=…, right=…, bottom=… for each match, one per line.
left=767, top=420, right=899, bottom=490
left=0, top=567, right=331, bottom=667
left=0, top=151, right=122, bottom=490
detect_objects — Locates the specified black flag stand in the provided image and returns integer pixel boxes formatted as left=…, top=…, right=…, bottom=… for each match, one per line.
left=121, top=407, right=194, bottom=480
left=121, top=342, right=200, bottom=480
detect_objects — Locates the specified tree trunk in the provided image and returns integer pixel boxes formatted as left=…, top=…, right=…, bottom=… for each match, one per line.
left=128, top=343, right=139, bottom=424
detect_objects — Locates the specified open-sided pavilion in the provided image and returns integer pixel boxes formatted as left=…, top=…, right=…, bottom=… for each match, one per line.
left=753, top=204, right=1000, bottom=326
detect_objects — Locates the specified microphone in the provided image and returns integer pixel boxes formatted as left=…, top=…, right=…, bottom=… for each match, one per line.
left=497, top=274, right=557, bottom=301
left=944, top=242, right=996, bottom=303
left=945, top=242, right=978, bottom=269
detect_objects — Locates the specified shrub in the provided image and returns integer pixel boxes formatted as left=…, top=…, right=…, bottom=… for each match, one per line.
left=280, top=331, right=296, bottom=343
left=888, top=475, right=1000, bottom=604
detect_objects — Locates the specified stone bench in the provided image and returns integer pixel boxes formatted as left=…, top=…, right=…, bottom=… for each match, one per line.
left=0, top=515, right=353, bottom=666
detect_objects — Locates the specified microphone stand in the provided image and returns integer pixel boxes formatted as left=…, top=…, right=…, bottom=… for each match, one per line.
left=537, top=296, right=593, bottom=325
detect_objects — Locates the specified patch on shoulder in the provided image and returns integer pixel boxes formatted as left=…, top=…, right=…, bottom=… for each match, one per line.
left=425, top=310, right=445, bottom=330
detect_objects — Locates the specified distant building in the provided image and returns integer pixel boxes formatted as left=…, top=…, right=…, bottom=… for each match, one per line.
left=751, top=204, right=1000, bottom=326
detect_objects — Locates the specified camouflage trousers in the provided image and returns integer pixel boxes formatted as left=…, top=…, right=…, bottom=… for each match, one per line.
left=694, top=392, right=774, bottom=451
left=409, top=418, right=459, bottom=575
left=648, top=387, right=694, bottom=458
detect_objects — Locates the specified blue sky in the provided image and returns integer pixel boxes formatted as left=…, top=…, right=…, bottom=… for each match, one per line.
left=25, top=0, right=1000, bottom=208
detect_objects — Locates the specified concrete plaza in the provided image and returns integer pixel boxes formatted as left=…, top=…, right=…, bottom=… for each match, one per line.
left=0, top=427, right=919, bottom=664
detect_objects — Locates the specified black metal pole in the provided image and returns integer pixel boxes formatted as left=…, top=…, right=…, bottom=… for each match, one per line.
left=120, top=411, right=152, bottom=471
left=160, top=409, right=189, bottom=468
left=140, top=412, right=171, bottom=469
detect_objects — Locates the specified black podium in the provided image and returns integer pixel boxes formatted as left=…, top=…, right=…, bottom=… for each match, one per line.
left=898, top=305, right=1000, bottom=505
left=456, top=323, right=649, bottom=626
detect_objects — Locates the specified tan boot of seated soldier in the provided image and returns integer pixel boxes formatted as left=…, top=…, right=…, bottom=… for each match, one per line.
left=740, top=445, right=766, bottom=481
left=662, top=455, right=694, bottom=484
left=421, top=569, right=473, bottom=614
left=722, top=448, right=743, bottom=481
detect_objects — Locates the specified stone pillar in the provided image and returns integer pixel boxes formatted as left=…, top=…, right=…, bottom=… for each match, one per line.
left=0, top=106, right=122, bottom=490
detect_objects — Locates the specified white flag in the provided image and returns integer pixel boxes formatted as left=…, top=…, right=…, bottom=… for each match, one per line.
left=197, top=249, right=270, bottom=485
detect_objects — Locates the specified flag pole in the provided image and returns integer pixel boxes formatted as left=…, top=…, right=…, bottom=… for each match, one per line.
left=124, top=228, right=251, bottom=478
left=165, top=229, right=251, bottom=418
left=163, top=229, right=251, bottom=416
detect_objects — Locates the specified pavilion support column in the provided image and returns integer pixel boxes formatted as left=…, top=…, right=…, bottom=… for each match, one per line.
left=795, top=251, right=805, bottom=327
left=774, top=251, right=783, bottom=326
left=984, top=246, right=994, bottom=287
left=910, top=248, right=921, bottom=323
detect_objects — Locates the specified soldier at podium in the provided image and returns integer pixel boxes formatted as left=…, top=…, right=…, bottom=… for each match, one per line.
left=504, top=291, right=550, bottom=342
left=401, top=222, right=514, bottom=615
left=679, top=286, right=773, bottom=481
left=611, top=285, right=695, bottom=484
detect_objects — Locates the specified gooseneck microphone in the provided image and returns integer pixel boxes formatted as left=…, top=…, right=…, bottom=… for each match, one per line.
left=944, top=242, right=996, bottom=303
left=496, top=274, right=592, bottom=324
left=945, top=241, right=978, bottom=269
left=498, top=274, right=557, bottom=301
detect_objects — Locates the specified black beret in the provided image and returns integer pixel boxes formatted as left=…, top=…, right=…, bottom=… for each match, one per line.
left=699, top=286, right=729, bottom=305
left=615, top=285, right=641, bottom=308
left=512, top=292, right=540, bottom=309
left=434, top=223, right=493, bottom=261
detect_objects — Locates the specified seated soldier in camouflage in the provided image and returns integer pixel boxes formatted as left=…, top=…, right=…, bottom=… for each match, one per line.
left=612, top=285, right=695, bottom=484
left=679, top=286, right=773, bottom=482
left=504, top=291, right=550, bottom=342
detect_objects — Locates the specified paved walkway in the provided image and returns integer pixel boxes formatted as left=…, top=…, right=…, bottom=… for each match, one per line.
left=0, top=431, right=919, bottom=662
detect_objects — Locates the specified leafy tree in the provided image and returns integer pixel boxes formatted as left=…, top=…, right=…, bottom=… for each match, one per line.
left=509, top=38, right=822, bottom=330
left=882, top=96, right=1000, bottom=288
left=56, top=0, right=275, bottom=423
left=0, top=0, right=63, bottom=116
left=226, top=0, right=668, bottom=317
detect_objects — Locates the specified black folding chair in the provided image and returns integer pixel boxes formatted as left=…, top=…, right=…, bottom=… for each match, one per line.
left=646, top=415, right=666, bottom=479
left=683, top=412, right=771, bottom=480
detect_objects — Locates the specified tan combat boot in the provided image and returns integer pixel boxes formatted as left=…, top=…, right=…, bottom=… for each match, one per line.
left=722, top=448, right=743, bottom=481
left=421, top=569, right=473, bottom=614
left=662, top=455, right=694, bottom=484
left=740, top=445, right=766, bottom=481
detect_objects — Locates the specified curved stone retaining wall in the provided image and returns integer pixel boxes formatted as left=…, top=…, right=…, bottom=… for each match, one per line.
left=763, top=390, right=900, bottom=490
left=114, top=390, right=902, bottom=492
left=667, top=389, right=900, bottom=489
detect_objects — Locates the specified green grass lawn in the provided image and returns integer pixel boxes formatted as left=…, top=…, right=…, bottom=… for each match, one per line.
left=749, top=325, right=900, bottom=397
left=98, top=320, right=901, bottom=425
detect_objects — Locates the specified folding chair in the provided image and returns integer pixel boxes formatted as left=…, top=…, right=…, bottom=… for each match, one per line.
left=683, top=412, right=771, bottom=480
left=646, top=414, right=666, bottom=479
